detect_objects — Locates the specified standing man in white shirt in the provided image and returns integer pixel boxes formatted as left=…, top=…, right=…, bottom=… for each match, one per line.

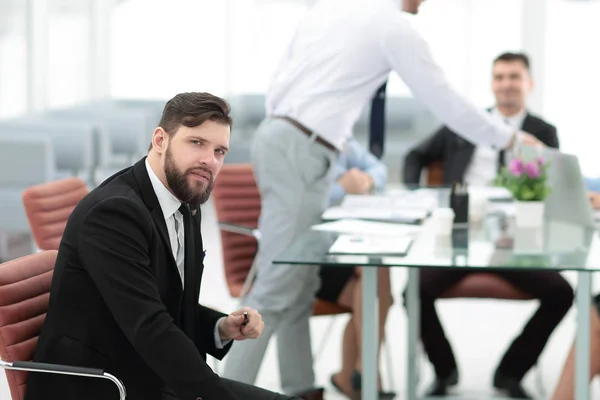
left=222, top=2, right=543, bottom=399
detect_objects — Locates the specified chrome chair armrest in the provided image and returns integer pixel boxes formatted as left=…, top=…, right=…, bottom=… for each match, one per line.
left=0, top=358, right=126, bottom=400
left=218, top=222, right=261, bottom=241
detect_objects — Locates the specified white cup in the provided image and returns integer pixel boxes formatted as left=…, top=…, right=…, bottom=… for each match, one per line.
left=469, top=192, right=488, bottom=223
left=431, top=207, right=455, bottom=236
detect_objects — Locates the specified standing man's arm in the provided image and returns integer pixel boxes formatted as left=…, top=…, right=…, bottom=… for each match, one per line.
left=380, top=19, right=538, bottom=150
left=79, top=197, right=240, bottom=400
left=403, top=127, right=448, bottom=185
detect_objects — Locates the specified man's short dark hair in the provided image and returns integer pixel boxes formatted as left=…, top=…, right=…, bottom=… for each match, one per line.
left=493, top=52, right=530, bottom=71
left=149, top=92, right=232, bottom=151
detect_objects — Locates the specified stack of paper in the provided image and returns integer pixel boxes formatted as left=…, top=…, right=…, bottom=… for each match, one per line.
left=327, top=234, right=413, bottom=256
left=321, top=206, right=428, bottom=223
left=312, top=219, right=421, bottom=237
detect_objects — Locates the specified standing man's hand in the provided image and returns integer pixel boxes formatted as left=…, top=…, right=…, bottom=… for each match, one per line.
left=505, top=131, right=545, bottom=150
left=338, top=168, right=374, bottom=194
left=218, top=307, right=264, bottom=341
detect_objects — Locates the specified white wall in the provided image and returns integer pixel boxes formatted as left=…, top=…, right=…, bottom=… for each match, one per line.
left=2, top=0, right=599, bottom=179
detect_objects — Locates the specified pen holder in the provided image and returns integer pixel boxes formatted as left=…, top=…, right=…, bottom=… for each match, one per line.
left=450, top=183, right=469, bottom=224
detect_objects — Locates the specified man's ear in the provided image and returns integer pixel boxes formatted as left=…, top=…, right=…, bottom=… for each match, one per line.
left=151, top=127, right=169, bottom=153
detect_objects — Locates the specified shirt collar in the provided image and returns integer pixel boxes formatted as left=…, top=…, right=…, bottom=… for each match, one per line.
left=145, top=158, right=181, bottom=220
left=491, top=107, right=527, bottom=129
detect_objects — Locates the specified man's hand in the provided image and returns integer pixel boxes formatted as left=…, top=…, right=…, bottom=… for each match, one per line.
left=338, top=168, right=374, bottom=194
left=506, top=130, right=545, bottom=150
left=589, top=192, right=600, bottom=210
left=218, top=307, right=264, bottom=341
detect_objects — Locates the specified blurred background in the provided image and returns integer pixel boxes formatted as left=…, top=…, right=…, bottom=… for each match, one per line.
left=1, top=1, right=599, bottom=398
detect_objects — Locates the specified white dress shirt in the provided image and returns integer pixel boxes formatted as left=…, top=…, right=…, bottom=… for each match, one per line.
left=145, top=159, right=230, bottom=348
left=266, top=0, right=515, bottom=151
left=463, top=108, right=527, bottom=186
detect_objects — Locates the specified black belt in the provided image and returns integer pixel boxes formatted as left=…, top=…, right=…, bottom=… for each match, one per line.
left=272, top=116, right=338, bottom=154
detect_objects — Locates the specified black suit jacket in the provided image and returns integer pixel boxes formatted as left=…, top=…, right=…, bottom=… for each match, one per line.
left=403, top=112, right=559, bottom=185
left=25, top=158, right=240, bottom=400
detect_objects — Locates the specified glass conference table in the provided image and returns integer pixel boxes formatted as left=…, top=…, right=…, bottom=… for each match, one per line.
left=273, top=190, right=600, bottom=400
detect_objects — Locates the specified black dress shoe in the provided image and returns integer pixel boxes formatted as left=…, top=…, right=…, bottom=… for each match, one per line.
left=293, top=387, right=324, bottom=400
left=350, top=371, right=396, bottom=400
left=425, top=369, right=459, bottom=396
left=493, top=370, right=532, bottom=399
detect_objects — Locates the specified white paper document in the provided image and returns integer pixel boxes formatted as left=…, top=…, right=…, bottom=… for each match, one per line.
left=328, top=234, right=413, bottom=256
left=322, top=206, right=429, bottom=223
left=341, top=191, right=438, bottom=211
left=468, top=186, right=513, bottom=201
left=311, top=219, right=421, bottom=237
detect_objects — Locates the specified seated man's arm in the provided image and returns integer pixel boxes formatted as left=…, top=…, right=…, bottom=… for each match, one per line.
left=403, top=127, right=448, bottom=185
left=345, top=139, right=387, bottom=190
left=197, top=305, right=232, bottom=360
left=329, top=149, right=353, bottom=205
left=79, top=198, right=240, bottom=400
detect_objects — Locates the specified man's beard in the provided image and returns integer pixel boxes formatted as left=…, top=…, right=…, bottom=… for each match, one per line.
left=164, top=147, right=214, bottom=206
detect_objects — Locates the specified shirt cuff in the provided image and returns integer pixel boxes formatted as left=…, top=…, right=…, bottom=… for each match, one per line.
left=214, top=317, right=232, bottom=349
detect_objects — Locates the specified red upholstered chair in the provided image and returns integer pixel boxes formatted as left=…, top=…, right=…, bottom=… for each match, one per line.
left=212, top=164, right=352, bottom=360
left=21, top=178, right=88, bottom=251
left=0, top=251, right=126, bottom=399
left=212, top=164, right=352, bottom=316
left=426, top=161, right=445, bottom=187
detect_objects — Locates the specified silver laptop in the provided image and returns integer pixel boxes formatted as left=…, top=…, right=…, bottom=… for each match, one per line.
left=520, top=145, right=595, bottom=228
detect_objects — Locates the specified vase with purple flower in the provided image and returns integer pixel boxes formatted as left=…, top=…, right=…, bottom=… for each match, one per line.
left=495, top=156, right=550, bottom=227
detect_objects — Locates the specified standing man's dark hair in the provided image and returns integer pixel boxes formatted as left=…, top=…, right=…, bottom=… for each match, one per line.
left=149, top=92, right=232, bottom=151
left=493, top=52, right=531, bottom=71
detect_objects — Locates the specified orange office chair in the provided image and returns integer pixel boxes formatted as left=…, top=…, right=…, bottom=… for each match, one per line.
left=0, top=251, right=126, bottom=400
left=212, top=164, right=352, bottom=359
left=21, top=178, right=88, bottom=251
left=426, top=161, right=445, bottom=187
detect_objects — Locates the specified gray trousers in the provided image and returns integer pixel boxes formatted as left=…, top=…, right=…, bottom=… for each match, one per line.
left=221, top=118, right=337, bottom=395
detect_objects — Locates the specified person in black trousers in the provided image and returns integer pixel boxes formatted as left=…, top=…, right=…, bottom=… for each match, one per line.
left=403, top=53, right=573, bottom=399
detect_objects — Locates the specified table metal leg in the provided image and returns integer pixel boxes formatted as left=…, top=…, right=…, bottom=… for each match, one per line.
left=362, top=267, right=379, bottom=400
left=575, top=271, right=591, bottom=400
left=407, top=267, right=420, bottom=400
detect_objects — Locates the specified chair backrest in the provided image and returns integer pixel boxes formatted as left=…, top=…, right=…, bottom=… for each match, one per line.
left=440, top=273, right=534, bottom=300
left=426, top=161, right=444, bottom=186
left=22, top=178, right=88, bottom=250
left=0, top=250, right=57, bottom=400
left=212, top=164, right=261, bottom=297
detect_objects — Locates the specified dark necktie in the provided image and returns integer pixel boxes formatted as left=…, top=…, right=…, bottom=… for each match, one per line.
left=369, top=81, right=387, bottom=159
left=178, top=204, right=195, bottom=337
left=497, top=119, right=510, bottom=172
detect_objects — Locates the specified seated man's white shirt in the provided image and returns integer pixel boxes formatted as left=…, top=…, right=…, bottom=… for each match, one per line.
left=463, top=108, right=527, bottom=186
left=145, top=159, right=230, bottom=349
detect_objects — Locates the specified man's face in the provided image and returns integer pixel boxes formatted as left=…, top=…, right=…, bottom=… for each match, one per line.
left=402, top=0, right=425, bottom=14
left=163, top=120, right=230, bottom=206
left=491, top=60, right=533, bottom=110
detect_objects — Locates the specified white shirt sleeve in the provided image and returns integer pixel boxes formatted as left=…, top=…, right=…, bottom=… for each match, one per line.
left=379, top=19, right=515, bottom=149
left=214, top=317, right=232, bottom=349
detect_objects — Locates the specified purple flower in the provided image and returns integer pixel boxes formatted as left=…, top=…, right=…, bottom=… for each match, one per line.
left=509, top=159, right=524, bottom=177
left=525, top=161, right=541, bottom=178
left=537, top=157, right=545, bottom=166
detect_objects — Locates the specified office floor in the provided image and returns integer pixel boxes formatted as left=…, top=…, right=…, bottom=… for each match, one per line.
left=0, top=198, right=597, bottom=400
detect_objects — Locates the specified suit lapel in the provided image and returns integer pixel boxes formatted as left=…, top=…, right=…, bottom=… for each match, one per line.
left=132, top=158, right=182, bottom=291
left=520, top=113, right=534, bottom=134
